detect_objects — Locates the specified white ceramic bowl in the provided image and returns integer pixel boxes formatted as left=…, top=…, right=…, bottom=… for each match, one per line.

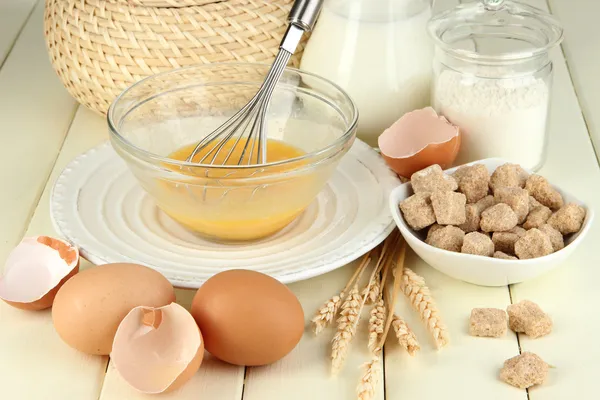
left=389, top=158, right=594, bottom=286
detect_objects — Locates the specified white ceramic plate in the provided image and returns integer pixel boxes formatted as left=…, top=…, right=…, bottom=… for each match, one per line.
left=51, top=140, right=399, bottom=288
left=390, top=158, right=594, bottom=287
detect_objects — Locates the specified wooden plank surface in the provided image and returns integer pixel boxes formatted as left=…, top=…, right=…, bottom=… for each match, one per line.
left=1, top=0, right=600, bottom=398
left=0, top=0, right=37, bottom=65
left=0, top=1, right=89, bottom=399
left=507, top=1, right=600, bottom=398
left=547, top=0, right=600, bottom=155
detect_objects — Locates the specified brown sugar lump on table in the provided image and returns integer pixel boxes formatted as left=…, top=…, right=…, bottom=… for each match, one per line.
left=426, top=226, right=465, bottom=252
left=431, top=191, right=467, bottom=225
left=480, top=203, right=519, bottom=233
left=399, top=193, right=436, bottom=231
left=507, top=300, right=552, bottom=338
left=462, top=232, right=494, bottom=257
left=500, top=352, right=549, bottom=389
left=453, top=163, right=490, bottom=203
left=410, top=164, right=458, bottom=194
left=469, top=308, right=507, bottom=337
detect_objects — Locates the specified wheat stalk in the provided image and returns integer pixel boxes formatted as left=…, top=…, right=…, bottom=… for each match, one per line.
left=356, top=237, right=406, bottom=400
left=312, top=254, right=371, bottom=335
left=331, top=234, right=399, bottom=374
left=400, top=267, right=449, bottom=349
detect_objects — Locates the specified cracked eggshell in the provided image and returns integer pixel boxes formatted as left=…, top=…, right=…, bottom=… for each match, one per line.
left=379, top=107, right=461, bottom=178
left=111, top=303, right=204, bottom=394
left=52, top=263, right=176, bottom=355
left=0, top=236, right=79, bottom=311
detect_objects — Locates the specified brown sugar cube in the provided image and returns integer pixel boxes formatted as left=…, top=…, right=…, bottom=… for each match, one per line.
left=492, top=232, right=520, bottom=255
left=462, top=232, right=494, bottom=256
left=514, top=228, right=553, bottom=259
left=410, top=165, right=458, bottom=194
left=490, top=163, right=529, bottom=192
left=494, top=251, right=518, bottom=260
left=525, top=175, right=564, bottom=210
left=494, top=187, right=529, bottom=224
left=539, top=224, right=565, bottom=252
left=547, top=203, right=586, bottom=234
left=459, top=204, right=481, bottom=233
left=426, top=226, right=465, bottom=252
left=475, top=195, right=496, bottom=213
left=469, top=308, right=507, bottom=337
left=454, top=164, right=490, bottom=203
left=500, top=352, right=549, bottom=389
left=529, top=195, right=542, bottom=209
left=523, top=205, right=552, bottom=230
left=509, top=226, right=527, bottom=237
left=480, top=204, right=518, bottom=233
left=431, top=191, right=467, bottom=225
left=399, top=193, right=436, bottom=231
left=426, top=224, right=444, bottom=243
left=507, top=300, right=553, bottom=338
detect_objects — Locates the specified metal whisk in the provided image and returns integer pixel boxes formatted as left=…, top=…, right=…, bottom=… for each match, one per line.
left=186, top=0, right=324, bottom=166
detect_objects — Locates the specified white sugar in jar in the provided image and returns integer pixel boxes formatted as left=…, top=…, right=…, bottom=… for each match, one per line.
left=428, top=0, right=563, bottom=171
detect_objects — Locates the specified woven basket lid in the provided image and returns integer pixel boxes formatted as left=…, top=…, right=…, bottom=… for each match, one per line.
left=128, top=0, right=227, bottom=7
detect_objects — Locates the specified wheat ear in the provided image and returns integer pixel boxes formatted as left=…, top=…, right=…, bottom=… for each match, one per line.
left=400, top=267, right=449, bottom=349
left=357, top=237, right=405, bottom=400
left=356, top=354, right=381, bottom=400
left=331, top=284, right=363, bottom=374
left=312, top=254, right=370, bottom=335
left=367, top=248, right=395, bottom=353
left=332, top=235, right=396, bottom=374
left=362, top=280, right=380, bottom=305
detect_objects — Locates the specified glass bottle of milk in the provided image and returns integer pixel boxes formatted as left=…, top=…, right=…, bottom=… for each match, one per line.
left=300, top=0, right=434, bottom=148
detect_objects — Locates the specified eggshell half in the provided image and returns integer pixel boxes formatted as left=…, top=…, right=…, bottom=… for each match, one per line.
left=0, top=236, right=79, bottom=311
left=52, top=263, right=176, bottom=355
left=191, top=269, right=304, bottom=366
left=111, top=303, right=204, bottom=394
left=379, top=107, right=461, bottom=178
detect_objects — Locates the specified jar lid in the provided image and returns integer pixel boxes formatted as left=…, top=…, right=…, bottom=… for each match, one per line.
left=427, top=0, right=563, bottom=62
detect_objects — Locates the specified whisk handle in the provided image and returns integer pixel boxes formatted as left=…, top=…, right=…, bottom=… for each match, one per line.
left=288, top=0, right=324, bottom=32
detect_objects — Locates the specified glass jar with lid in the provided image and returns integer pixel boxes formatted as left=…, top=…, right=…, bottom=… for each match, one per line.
left=428, top=0, right=563, bottom=171
left=300, top=0, right=434, bottom=148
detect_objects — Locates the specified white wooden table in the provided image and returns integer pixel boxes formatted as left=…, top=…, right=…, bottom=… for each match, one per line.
left=1, top=0, right=598, bottom=399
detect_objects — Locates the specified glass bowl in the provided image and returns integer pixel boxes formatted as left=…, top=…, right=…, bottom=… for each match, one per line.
left=107, top=63, right=358, bottom=242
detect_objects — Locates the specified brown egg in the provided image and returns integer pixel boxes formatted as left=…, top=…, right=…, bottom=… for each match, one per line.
left=379, top=107, right=461, bottom=178
left=191, top=269, right=304, bottom=366
left=52, top=263, right=175, bottom=355
left=0, top=236, right=79, bottom=311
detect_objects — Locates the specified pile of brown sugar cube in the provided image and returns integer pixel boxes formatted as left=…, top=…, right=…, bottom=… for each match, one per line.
left=399, top=163, right=587, bottom=259
left=469, top=300, right=553, bottom=389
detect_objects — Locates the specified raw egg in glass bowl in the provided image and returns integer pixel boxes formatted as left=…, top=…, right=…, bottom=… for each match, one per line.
left=108, top=63, right=358, bottom=242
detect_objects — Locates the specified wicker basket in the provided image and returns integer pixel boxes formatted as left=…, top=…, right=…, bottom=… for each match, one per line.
left=44, top=0, right=309, bottom=115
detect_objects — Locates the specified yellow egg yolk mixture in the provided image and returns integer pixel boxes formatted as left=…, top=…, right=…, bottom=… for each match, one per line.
left=158, top=138, right=314, bottom=241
